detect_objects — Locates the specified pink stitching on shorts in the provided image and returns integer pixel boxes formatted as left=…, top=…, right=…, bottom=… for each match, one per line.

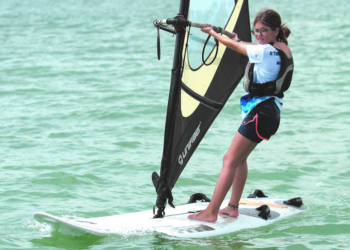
left=255, top=114, right=270, bottom=141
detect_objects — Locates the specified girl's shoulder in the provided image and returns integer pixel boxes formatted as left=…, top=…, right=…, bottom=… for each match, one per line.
left=273, top=42, right=292, bottom=59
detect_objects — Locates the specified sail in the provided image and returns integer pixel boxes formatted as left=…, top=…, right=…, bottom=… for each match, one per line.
left=152, top=0, right=251, bottom=216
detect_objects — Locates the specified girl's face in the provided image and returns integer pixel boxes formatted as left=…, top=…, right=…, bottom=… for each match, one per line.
left=253, top=21, right=279, bottom=44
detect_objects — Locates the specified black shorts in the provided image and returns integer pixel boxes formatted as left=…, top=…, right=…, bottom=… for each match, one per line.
left=238, top=98, right=280, bottom=143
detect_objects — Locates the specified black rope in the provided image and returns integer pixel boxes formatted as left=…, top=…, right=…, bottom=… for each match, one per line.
left=157, top=27, right=161, bottom=60
left=202, top=35, right=219, bottom=66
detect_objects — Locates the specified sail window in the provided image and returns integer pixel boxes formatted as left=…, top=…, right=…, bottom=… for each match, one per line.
left=187, top=0, right=236, bottom=69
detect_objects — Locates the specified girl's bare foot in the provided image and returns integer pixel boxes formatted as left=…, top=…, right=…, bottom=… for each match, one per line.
left=218, top=205, right=239, bottom=218
left=188, top=209, right=217, bottom=222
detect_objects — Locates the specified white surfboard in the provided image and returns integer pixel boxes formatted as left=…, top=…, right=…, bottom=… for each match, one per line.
left=34, top=196, right=305, bottom=238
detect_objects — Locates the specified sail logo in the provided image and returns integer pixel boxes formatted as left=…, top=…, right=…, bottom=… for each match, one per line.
left=178, top=122, right=201, bottom=165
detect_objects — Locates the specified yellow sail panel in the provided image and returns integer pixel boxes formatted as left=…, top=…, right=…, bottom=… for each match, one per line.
left=181, top=0, right=245, bottom=118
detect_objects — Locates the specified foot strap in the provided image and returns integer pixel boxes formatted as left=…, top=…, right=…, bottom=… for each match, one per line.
left=228, top=203, right=239, bottom=210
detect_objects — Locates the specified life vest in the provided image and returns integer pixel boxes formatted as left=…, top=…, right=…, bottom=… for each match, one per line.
left=243, top=47, right=294, bottom=96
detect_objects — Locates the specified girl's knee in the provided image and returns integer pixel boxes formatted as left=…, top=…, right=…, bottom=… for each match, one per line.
left=223, top=153, right=247, bottom=169
left=223, top=153, right=238, bottom=169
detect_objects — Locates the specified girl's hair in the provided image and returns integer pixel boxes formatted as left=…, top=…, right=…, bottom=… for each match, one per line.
left=253, top=9, right=291, bottom=45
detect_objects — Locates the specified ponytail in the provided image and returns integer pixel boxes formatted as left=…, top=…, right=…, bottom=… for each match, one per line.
left=277, top=23, right=291, bottom=45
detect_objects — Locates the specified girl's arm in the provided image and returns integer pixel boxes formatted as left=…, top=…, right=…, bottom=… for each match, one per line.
left=201, top=26, right=255, bottom=56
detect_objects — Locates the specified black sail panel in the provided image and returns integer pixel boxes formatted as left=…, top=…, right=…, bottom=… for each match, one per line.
left=152, top=0, right=251, bottom=215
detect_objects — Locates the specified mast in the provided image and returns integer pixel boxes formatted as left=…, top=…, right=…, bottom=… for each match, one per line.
left=152, top=0, right=190, bottom=218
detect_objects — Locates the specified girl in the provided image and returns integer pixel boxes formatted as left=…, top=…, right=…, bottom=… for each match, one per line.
left=189, top=9, right=293, bottom=222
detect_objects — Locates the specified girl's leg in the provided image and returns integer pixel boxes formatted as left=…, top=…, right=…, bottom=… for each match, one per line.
left=188, top=132, right=258, bottom=222
left=218, top=160, right=248, bottom=217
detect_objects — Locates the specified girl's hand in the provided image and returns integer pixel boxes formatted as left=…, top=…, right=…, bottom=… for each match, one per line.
left=231, top=32, right=240, bottom=42
left=201, top=24, right=213, bottom=34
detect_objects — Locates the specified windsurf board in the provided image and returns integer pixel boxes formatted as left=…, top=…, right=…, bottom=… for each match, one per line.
left=34, top=196, right=304, bottom=238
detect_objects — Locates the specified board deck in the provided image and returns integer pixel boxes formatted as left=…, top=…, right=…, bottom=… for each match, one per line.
left=34, top=197, right=305, bottom=238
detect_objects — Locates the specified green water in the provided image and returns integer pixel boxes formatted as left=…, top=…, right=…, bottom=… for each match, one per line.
left=1, top=0, right=349, bottom=249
